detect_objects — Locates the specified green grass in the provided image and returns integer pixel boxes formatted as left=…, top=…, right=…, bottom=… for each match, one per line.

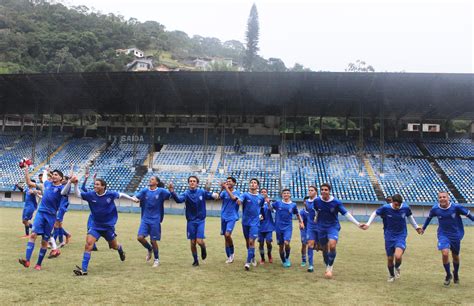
left=1, top=207, right=473, bottom=305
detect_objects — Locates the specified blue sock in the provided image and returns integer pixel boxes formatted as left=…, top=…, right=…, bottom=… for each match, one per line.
left=308, top=247, right=314, bottom=266
left=29, top=224, right=32, bottom=229
left=285, top=247, right=291, bottom=260
left=26, top=241, right=35, bottom=261
left=444, top=263, right=451, bottom=276
left=388, top=265, right=395, bottom=277
left=229, top=245, right=234, bottom=255
left=140, top=240, right=152, bottom=251
left=153, top=248, right=159, bottom=260
left=225, top=246, right=230, bottom=258
left=327, top=251, right=337, bottom=266
left=246, top=247, right=255, bottom=263
left=58, top=228, right=64, bottom=244
left=267, top=246, right=272, bottom=259
left=259, top=246, right=265, bottom=260
left=25, top=225, right=30, bottom=235
left=82, top=252, right=91, bottom=272
left=62, top=228, right=69, bottom=236
left=36, top=248, right=47, bottom=266
left=302, top=254, right=306, bottom=263
left=453, top=262, right=459, bottom=276
left=53, top=228, right=60, bottom=241
left=117, top=244, right=124, bottom=255
left=323, top=252, right=329, bottom=266
left=192, top=252, right=198, bottom=263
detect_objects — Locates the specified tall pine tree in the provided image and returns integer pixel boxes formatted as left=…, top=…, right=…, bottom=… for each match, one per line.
left=244, top=4, right=259, bottom=71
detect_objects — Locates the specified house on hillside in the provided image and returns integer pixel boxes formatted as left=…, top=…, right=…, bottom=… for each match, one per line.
left=126, top=58, right=153, bottom=71
left=116, top=47, right=145, bottom=58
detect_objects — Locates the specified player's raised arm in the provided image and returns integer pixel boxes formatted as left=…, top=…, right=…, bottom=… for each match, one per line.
left=24, top=167, right=38, bottom=188
left=168, top=182, right=185, bottom=203
left=221, top=182, right=238, bottom=203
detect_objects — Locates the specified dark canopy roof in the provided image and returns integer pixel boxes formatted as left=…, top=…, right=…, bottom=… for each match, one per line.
left=1, top=71, right=473, bottom=120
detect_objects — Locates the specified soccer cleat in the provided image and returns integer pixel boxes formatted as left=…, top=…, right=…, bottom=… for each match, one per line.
left=301, top=261, right=306, bottom=267
left=48, top=249, right=61, bottom=259
left=34, top=265, right=41, bottom=271
left=73, top=265, right=88, bottom=276
left=307, top=265, right=314, bottom=273
left=251, top=258, right=257, bottom=267
left=244, top=263, right=250, bottom=271
left=201, top=248, right=207, bottom=261
left=453, top=274, right=459, bottom=284
left=395, top=267, right=401, bottom=279
left=59, top=242, right=66, bottom=248
left=152, top=259, right=160, bottom=268
left=225, top=257, right=233, bottom=264
left=259, top=259, right=265, bottom=265
left=18, top=258, right=30, bottom=268
left=444, top=275, right=452, bottom=286
left=268, top=256, right=273, bottom=264
left=146, top=250, right=152, bottom=262
left=325, top=266, right=333, bottom=279
left=192, top=261, right=199, bottom=267
left=286, top=261, right=292, bottom=268
left=118, top=249, right=126, bottom=261
left=387, top=276, right=395, bottom=283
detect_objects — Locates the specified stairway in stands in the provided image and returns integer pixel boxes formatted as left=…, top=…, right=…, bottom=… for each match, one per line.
left=363, top=157, right=386, bottom=201
left=415, top=141, right=467, bottom=203
left=125, top=165, right=148, bottom=193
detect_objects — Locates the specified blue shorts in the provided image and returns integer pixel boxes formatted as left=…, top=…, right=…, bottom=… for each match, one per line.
left=306, top=229, right=319, bottom=242
left=56, top=208, right=67, bottom=222
left=32, top=211, right=56, bottom=241
left=317, top=227, right=340, bottom=245
left=385, top=236, right=407, bottom=257
left=220, top=219, right=237, bottom=235
left=437, top=234, right=461, bottom=255
left=242, top=225, right=259, bottom=240
left=88, top=227, right=117, bottom=242
left=258, top=231, right=273, bottom=243
left=187, top=220, right=205, bottom=240
left=138, top=220, right=161, bottom=241
left=300, top=229, right=307, bottom=244
left=87, top=214, right=93, bottom=230
left=22, top=206, right=35, bottom=221
left=276, top=228, right=293, bottom=245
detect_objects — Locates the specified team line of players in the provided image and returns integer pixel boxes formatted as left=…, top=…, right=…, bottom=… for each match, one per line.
left=18, top=167, right=473, bottom=285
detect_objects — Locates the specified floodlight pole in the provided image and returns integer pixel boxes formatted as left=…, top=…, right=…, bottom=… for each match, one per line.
left=358, top=99, right=364, bottom=173
left=380, top=97, right=385, bottom=174
left=31, top=100, right=39, bottom=164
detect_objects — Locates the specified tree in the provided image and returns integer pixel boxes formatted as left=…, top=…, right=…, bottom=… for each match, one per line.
left=244, top=3, right=259, bottom=71
left=267, top=58, right=287, bottom=72
left=289, top=63, right=312, bottom=72
left=345, top=59, right=375, bottom=72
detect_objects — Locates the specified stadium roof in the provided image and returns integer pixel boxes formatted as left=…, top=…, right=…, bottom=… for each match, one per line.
left=1, top=72, right=473, bottom=120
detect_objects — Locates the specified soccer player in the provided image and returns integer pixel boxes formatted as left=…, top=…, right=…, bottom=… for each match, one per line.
left=51, top=175, right=72, bottom=250
left=71, top=177, right=138, bottom=276
left=270, top=189, right=304, bottom=268
left=134, top=176, right=171, bottom=268
left=19, top=180, right=39, bottom=238
left=80, top=168, right=98, bottom=251
left=299, top=197, right=309, bottom=267
left=219, top=177, right=240, bottom=264
left=421, top=191, right=474, bottom=286
left=222, top=178, right=264, bottom=271
left=360, top=194, right=422, bottom=282
left=304, top=186, right=319, bottom=273
left=315, top=183, right=362, bottom=278
left=18, top=167, right=69, bottom=270
left=258, top=188, right=274, bottom=264
left=168, top=176, right=219, bottom=266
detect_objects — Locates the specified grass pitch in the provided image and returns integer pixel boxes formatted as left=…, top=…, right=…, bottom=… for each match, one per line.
left=0, top=207, right=473, bottom=305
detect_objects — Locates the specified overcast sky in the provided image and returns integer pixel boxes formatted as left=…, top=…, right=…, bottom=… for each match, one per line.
left=65, top=0, right=473, bottom=73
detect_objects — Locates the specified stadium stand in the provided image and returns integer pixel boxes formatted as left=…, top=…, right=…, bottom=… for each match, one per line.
left=437, top=159, right=474, bottom=203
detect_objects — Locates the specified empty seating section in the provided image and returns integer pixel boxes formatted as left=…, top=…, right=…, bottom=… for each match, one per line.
left=0, top=135, right=17, bottom=150
left=370, top=157, right=456, bottom=203
left=0, top=134, right=67, bottom=191
left=437, top=160, right=474, bottom=203
left=224, top=145, right=271, bottom=154
left=424, top=143, right=474, bottom=157
left=365, top=140, right=422, bottom=156
left=154, top=152, right=214, bottom=170
left=163, top=144, right=218, bottom=152
left=285, top=139, right=357, bottom=155
left=282, top=156, right=377, bottom=201
left=137, top=171, right=205, bottom=194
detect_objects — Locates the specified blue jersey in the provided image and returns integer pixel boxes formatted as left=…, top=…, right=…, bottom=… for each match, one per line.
left=37, top=180, right=65, bottom=215
left=425, top=203, right=471, bottom=240
left=314, top=196, right=348, bottom=231
left=80, top=190, right=120, bottom=230
left=220, top=189, right=241, bottom=222
left=299, top=208, right=308, bottom=229
left=59, top=195, right=69, bottom=211
left=305, top=198, right=318, bottom=231
left=259, top=203, right=275, bottom=232
left=239, top=192, right=264, bottom=227
left=136, top=187, right=171, bottom=223
left=172, top=189, right=215, bottom=222
left=376, top=203, right=413, bottom=239
left=24, top=187, right=38, bottom=210
left=273, top=200, right=299, bottom=231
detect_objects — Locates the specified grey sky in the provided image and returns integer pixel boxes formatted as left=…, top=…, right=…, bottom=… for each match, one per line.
left=65, top=0, right=473, bottom=73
